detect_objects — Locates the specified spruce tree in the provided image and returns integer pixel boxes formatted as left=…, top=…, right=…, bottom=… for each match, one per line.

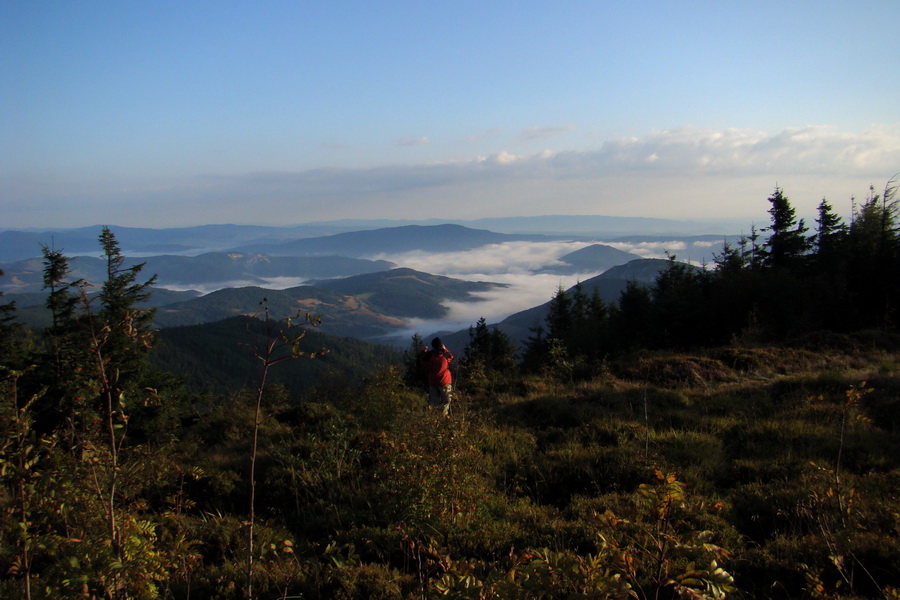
left=760, top=187, right=812, bottom=269
left=611, top=280, right=653, bottom=351
left=651, top=256, right=709, bottom=347
left=403, top=333, right=426, bottom=388
left=38, top=245, right=90, bottom=432
left=97, top=226, right=158, bottom=386
left=41, top=244, right=81, bottom=338
left=463, top=317, right=517, bottom=376
left=0, top=270, right=29, bottom=370
left=814, top=198, right=847, bottom=264
left=546, top=285, right=573, bottom=341
left=576, top=286, right=610, bottom=359
left=846, top=181, right=900, bottom=328
left=521, top=321, right=548, bottom=374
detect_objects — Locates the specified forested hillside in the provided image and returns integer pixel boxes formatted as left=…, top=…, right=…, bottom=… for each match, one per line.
left=2, top=183, right=900, bottom=599
left=151, top=316, right=396, bottom=394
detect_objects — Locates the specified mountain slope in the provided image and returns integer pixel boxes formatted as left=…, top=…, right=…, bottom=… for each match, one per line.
left=151, top=315, right=396, bottom=393
left=153, top=268, right=506, bottom=340
left=313, top=267, right=506, bottom=318
left=448, top=258, right=685, bottom=349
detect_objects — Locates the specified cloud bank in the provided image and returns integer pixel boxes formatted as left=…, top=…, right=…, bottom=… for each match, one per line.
left=5, top=125, right=898, bottom=228
left=376, top=241, right=615, bottom=336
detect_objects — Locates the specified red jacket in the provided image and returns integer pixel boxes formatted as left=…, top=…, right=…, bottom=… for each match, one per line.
left=419, top=348, right=454, bottom=387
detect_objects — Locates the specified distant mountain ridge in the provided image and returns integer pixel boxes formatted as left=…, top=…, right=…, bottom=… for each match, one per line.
left=0, top=252, right=395, bottom=295
left=0, top=223, right=367, bottom=262
left=0, top=217, right=743, bottom=262
left=539, top=244, right=642, bottom=274
left=229, top=224, right=556, bottom=257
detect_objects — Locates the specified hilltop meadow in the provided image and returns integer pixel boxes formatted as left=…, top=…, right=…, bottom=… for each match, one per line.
left=2, top=184, right=900, bottom=599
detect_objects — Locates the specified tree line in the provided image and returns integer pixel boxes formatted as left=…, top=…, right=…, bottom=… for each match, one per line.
left=489, top=181, right=900, bottom=382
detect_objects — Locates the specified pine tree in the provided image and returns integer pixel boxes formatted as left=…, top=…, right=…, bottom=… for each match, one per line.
left=0, top=270, right=22, bottom=367
left=814, top=198, right=847, bottom=264
left=41, top=244, right=82, bottom=354
left=576, top=286, right=610, bottom=358
left=713, top=236, right=749, bottom=277
left=760, top=187, right=812, bottom=269
left=587, top=287, right=608, bottom=325
left=462, top=317, right=517, bottom=375
left=611, top=280, right=653, bottom=351
left=546, top=285, right=573, bottom=341
left=846, top=180, right=900, bottom=328
left=570, top=282, right=588, bottom=326
left=521, top=321, right=548, bottom=374
left=97, top=226, right=158, bottom=386
left=651, top=255, right=709, bottom=347
left=403, top=333, right=426, bottom=388
left=37, top=245, right=92, bottom=433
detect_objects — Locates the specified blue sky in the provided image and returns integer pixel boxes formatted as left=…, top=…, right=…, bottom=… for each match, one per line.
left=2, top=1, right=898, bottom=229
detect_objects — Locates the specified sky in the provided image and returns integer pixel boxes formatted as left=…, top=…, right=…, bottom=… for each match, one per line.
left=2, top=1, right=899, bottom=230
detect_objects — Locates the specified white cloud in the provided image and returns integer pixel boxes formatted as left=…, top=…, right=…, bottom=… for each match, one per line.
left=401, top=272, right=577, bottom=337
left=371, top=241, right=596, bottom=276
left=490, top=151, right=522, bottom=165
left=156, top=280, right=262, bottom=294
left=602, top=240, right=686, bottom=259
left=590, top=125, right=900, bottom=176
left=156, top=276, right=311, bottom=295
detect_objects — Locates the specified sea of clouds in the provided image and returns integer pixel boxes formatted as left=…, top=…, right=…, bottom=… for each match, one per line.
left=370, top=239, right=673, bottom=335
left=151, top=238, right=719, bottom=337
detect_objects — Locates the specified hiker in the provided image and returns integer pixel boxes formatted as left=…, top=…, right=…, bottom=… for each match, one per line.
left=418, top=337, right=454, bottom=416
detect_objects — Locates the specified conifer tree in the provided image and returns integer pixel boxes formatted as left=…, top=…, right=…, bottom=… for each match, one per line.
left=576, top=286, right=610, bottom=359
left=37, top=244, right=92, bottom=434
left=521, top=321, right=548, bottom=374
left=403, top=332, right=427, bottom=388
left=570, top=282, right=588, bottom=326
left=760, top=187, right=812, bottom=269
left=0, top=270, right=26, bottom=368
left=712, top=238, right=745, bottom=277
left=846, top=180, right=900, bottom=328
left=41, top=245, right=80, bottom=331
left=651, top=255, right=709, bottom=347
left=0, top=270, right=14, bottom=327
left=814, top=198, right=847, bottom=264
left=611, top=280, right=653, bottom=351
left=546, top=285, right=573, bottom=341
left=97, top=226, right=158, bottom=385
left=587, top=287, right=608, bottom=325
left=462, top=317, right=517, bottom=376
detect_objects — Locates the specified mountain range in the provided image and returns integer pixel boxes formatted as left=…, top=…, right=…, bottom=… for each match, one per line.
left=0, top=215, right=741, bottom=262
left=2, top=220, right=719, bottom=351
left=0, top=253, right=395, bottom=295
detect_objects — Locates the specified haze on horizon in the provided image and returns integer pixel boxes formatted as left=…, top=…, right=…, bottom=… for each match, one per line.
left=2, top=1, right=898, bottom=230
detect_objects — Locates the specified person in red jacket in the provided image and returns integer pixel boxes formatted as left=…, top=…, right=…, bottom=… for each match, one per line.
left=418, top=337, right=454, bottom=416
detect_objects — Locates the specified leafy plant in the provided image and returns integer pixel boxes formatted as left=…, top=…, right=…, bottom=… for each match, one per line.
left=242, top=301, right=326, bottom=599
